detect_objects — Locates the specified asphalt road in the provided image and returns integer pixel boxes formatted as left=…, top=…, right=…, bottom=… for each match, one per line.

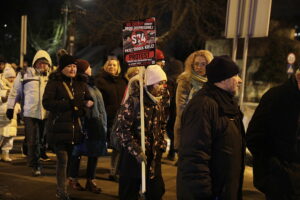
left=0, top=152, right=265, bottom=200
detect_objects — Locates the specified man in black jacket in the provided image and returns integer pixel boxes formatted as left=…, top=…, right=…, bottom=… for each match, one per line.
left=246, top=69, right=300, bottom=200
left=177, top=56, right=245, bottom=200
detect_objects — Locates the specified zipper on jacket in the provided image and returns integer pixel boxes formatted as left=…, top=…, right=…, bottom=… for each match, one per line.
left=72, top=123, right=75, bottom=145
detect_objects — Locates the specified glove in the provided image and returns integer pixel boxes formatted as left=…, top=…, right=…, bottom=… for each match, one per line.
left=70, top=98, right=84, bottom=108
left=1, top=96, right=8, bottom=103
left=73, top=109, right=85, bottom=118
left=6, top=109, right=14, bottom=120
left=136, top=152, right=147, bottom=165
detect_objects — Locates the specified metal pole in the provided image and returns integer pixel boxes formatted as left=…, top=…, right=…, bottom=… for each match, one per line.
left=239, top=34, right=249, bottom=107
left=63, top=3, right=68, bottom=49
left=23, top=15, right=27, bottom=55
left=20, top=16, right=24, bottom=68
left=232, top=0, right=243, bottom=62
left=19, top=15, right=27, bottom=68
left=239, top=0, right=255, bottom=108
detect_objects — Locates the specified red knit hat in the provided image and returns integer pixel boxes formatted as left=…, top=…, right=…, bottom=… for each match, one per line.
left=75, top=59, right=90, bottom=74
left=155, top=49, right=165, bottom=61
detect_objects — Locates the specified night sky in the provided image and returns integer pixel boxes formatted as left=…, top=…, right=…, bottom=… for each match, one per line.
left=0, top=0, right=63, bottom=31
left=0, top=0, right=299, bottom=62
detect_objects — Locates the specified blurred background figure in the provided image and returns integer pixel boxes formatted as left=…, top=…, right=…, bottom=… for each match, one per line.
left=164, top=58, right=184, bottom=161
left=6, top=50, right=52, bottom=176
left=0, top=56, right=6, bottom=74
left=246, top=68, right=300, bottom=200
left=174, top=50, right=213, bottom=153
left=95, top=56, right=127, bottom=181
left=68, top=59, right=107, bottom=194
left=155, top=49, right=165, bottom=68
left=0, top=64, right=17, bottom=162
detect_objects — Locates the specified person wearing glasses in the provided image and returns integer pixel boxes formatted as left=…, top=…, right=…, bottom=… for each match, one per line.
left=174, top=50, right=213, bottom=152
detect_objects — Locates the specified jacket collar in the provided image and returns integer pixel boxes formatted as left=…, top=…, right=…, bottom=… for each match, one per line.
left=204, top=82, right=240, bottom=116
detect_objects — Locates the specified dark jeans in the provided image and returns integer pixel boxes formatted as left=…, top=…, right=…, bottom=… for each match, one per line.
left=110, top=148, right=120, bottom=176
left=119, top=175, right=165, bottom=200
left=69, top=155, right=98, bottom=179
left=55, top=144, right=73, bottom=193
left=23, top=117, right=46, bottom=168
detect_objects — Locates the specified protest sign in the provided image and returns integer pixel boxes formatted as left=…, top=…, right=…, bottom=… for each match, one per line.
left=123, top=17, right=156, bottom=67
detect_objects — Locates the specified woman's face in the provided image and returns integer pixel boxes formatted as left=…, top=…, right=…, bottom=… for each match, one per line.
left=6, top=77, right=15, bottom=83
left=62, top=64, right=77, bottom=78
left=192, top=56, right=207, bottom=76
left=105, top=60, right=119, bottom=75
left=149, top=80, right=167, bottom=97
left=85, top=66, right=92, bottom=76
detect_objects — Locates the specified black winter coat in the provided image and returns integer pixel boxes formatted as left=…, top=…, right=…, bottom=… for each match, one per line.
left=43, top=72, right=92, bottom=145
left=246, top=76, right=300, bottom=195
left=177, top=83, right=245, bottom=200
left=95, top=69, right=127, bottom=136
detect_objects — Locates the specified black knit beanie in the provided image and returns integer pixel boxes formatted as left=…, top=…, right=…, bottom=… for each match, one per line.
left=206, top=55, right=240, bottom=83
left=58, top=54, right=76, bottom=71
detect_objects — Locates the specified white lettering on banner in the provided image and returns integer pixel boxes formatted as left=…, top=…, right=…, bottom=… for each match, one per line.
left=144, top=44, right=154, bottom=49
left=133, top=26, right=153, bottom=30
left=131, top=33, right=146, bottom=45
left=133, top=46, right=145, bottom=51
left=124, top=27, right=133, bottom=31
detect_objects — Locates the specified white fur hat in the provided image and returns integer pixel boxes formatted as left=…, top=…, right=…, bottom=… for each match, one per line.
left=144, top=65, right=167, bottom=86
left=3, top=64, right=16, bottom=78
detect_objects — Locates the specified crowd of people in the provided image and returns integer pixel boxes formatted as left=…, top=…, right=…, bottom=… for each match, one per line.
left=0, top=47, right=299, bottom=200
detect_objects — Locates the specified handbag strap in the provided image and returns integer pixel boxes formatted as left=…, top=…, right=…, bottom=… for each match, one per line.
left=62, top=81, right=82, bottom=129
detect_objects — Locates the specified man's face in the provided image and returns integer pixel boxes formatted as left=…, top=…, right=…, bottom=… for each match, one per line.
left=62, top=64, right=77, bottom=78
left=149, top=80, right=167, bottom=97
left=222, top=75, right=242, bottom=95
left=35, top=60, right=49, bottom=73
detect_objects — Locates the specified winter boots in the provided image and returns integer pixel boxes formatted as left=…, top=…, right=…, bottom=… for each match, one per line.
left=2, top=150, right=12, bottom=162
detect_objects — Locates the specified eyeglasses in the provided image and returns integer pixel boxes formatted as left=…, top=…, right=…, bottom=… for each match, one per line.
left=193, top=62, right=207, bottom=67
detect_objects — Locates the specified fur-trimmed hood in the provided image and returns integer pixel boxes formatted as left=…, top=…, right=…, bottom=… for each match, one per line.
left=32, top=50, right=52, bottom=67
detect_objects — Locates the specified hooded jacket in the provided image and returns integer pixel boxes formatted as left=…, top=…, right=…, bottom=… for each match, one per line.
left=7, top=50, right=52, bottom=119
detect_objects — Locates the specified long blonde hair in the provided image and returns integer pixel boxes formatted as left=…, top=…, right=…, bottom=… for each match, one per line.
left=178, top=50, right=213, bottom=80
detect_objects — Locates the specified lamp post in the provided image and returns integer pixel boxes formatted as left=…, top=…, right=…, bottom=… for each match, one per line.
left=61, top=0, right=86, bottom=56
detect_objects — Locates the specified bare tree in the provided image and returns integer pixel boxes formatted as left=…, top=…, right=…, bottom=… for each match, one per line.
left=76, top=0, right=226, bottom=51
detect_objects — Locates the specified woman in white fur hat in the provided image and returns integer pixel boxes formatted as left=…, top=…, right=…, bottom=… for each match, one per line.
left=114, top=65, right=170, bottom=200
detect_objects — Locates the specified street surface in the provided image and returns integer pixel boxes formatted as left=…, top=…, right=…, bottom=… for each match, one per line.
left=0, top=125, right=264, bottom=200
left=0, top=153, right=264, bottom=200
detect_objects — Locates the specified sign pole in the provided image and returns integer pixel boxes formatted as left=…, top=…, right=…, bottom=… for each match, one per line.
left=139, top=67, right=146, bottom=195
